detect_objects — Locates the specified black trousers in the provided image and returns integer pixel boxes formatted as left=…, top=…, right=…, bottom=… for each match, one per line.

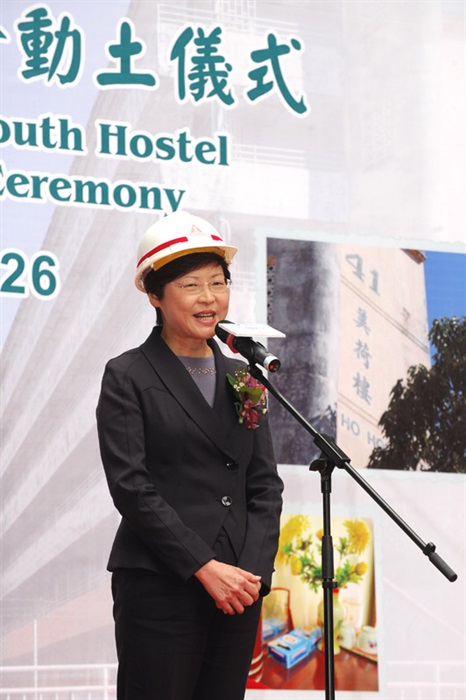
left=111, top=535, right=262, bottom=700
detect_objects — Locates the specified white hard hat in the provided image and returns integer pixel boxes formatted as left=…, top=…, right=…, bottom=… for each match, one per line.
left=135, top=211, right=238, bottom=292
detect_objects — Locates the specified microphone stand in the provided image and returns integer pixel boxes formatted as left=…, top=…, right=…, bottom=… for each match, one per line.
left=248, top=363, right=458, bottom=700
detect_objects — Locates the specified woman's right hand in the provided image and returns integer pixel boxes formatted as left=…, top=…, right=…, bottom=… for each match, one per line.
left=194, top=559, right=261, bottom=615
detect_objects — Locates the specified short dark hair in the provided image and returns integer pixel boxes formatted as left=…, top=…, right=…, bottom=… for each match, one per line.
left=143, top=252, right=231, bottom=325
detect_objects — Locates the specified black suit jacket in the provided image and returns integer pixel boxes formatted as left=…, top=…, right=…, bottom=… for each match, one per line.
left=96, top=327, right=283, bottom=591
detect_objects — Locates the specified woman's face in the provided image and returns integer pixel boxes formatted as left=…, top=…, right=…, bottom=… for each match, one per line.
left=148, top=263, right=230, bottom=352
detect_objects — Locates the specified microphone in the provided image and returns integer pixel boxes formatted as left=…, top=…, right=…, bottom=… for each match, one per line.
left=215, top=320, right=281, bottom=372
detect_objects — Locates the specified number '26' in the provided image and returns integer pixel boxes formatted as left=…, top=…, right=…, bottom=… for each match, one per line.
left=1, top=249, right=60, bottom=299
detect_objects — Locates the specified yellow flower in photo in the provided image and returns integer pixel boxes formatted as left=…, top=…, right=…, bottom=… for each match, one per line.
left=276, top=514, right=311, bottom=564
left=276, top=515, right=372, bottom=592
left=355, top=561, right=368, bottom=576
left=290, top=555, right=303, bottom=576
left=344, top=519, right=371, bottom=555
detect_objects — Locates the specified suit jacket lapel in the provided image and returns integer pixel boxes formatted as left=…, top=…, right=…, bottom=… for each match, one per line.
left=140, top=328, right=242, bottom=460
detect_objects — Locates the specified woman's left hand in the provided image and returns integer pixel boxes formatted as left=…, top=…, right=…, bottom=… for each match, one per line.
left=194, top=559, right=261, bottom=615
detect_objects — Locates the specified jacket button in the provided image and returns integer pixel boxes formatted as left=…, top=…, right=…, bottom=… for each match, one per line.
left=226, top=460, right=238, bottom=470
left=221, top=496, right=233, bottom=507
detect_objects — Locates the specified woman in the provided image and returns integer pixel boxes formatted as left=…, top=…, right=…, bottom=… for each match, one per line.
left=96, top=211, right=283, bottom=700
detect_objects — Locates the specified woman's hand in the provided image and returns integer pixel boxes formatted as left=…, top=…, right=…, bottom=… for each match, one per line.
left=194, top=560, right=261, bottom=615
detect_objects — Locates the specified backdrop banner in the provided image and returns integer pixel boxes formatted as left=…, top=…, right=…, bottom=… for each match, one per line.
left=1, top=2, right=465, bottom=698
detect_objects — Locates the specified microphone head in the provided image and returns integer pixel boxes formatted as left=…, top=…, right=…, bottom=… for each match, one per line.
left=215, top=320, right=232, bottom=343
left=215, top=320, right=239, bottom=354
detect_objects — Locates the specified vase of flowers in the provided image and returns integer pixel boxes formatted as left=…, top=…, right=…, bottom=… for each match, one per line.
left=276, top=516, right=371, bottom=654
left=317, top=588, right=345, bottom=654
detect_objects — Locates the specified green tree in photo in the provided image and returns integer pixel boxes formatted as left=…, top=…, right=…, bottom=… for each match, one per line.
left=368, top=316, right=466, bottom=473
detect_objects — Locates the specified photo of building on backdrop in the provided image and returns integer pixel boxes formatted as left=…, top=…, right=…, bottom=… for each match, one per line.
left=265, top=239, right=465, bottom=473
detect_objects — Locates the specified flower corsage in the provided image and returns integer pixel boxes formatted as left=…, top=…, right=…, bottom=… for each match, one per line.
left=227, top=366, right=267, bottom=430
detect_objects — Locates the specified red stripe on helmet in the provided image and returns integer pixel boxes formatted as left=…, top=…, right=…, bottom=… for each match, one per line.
left=137, top=236, right=189, bottom=268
